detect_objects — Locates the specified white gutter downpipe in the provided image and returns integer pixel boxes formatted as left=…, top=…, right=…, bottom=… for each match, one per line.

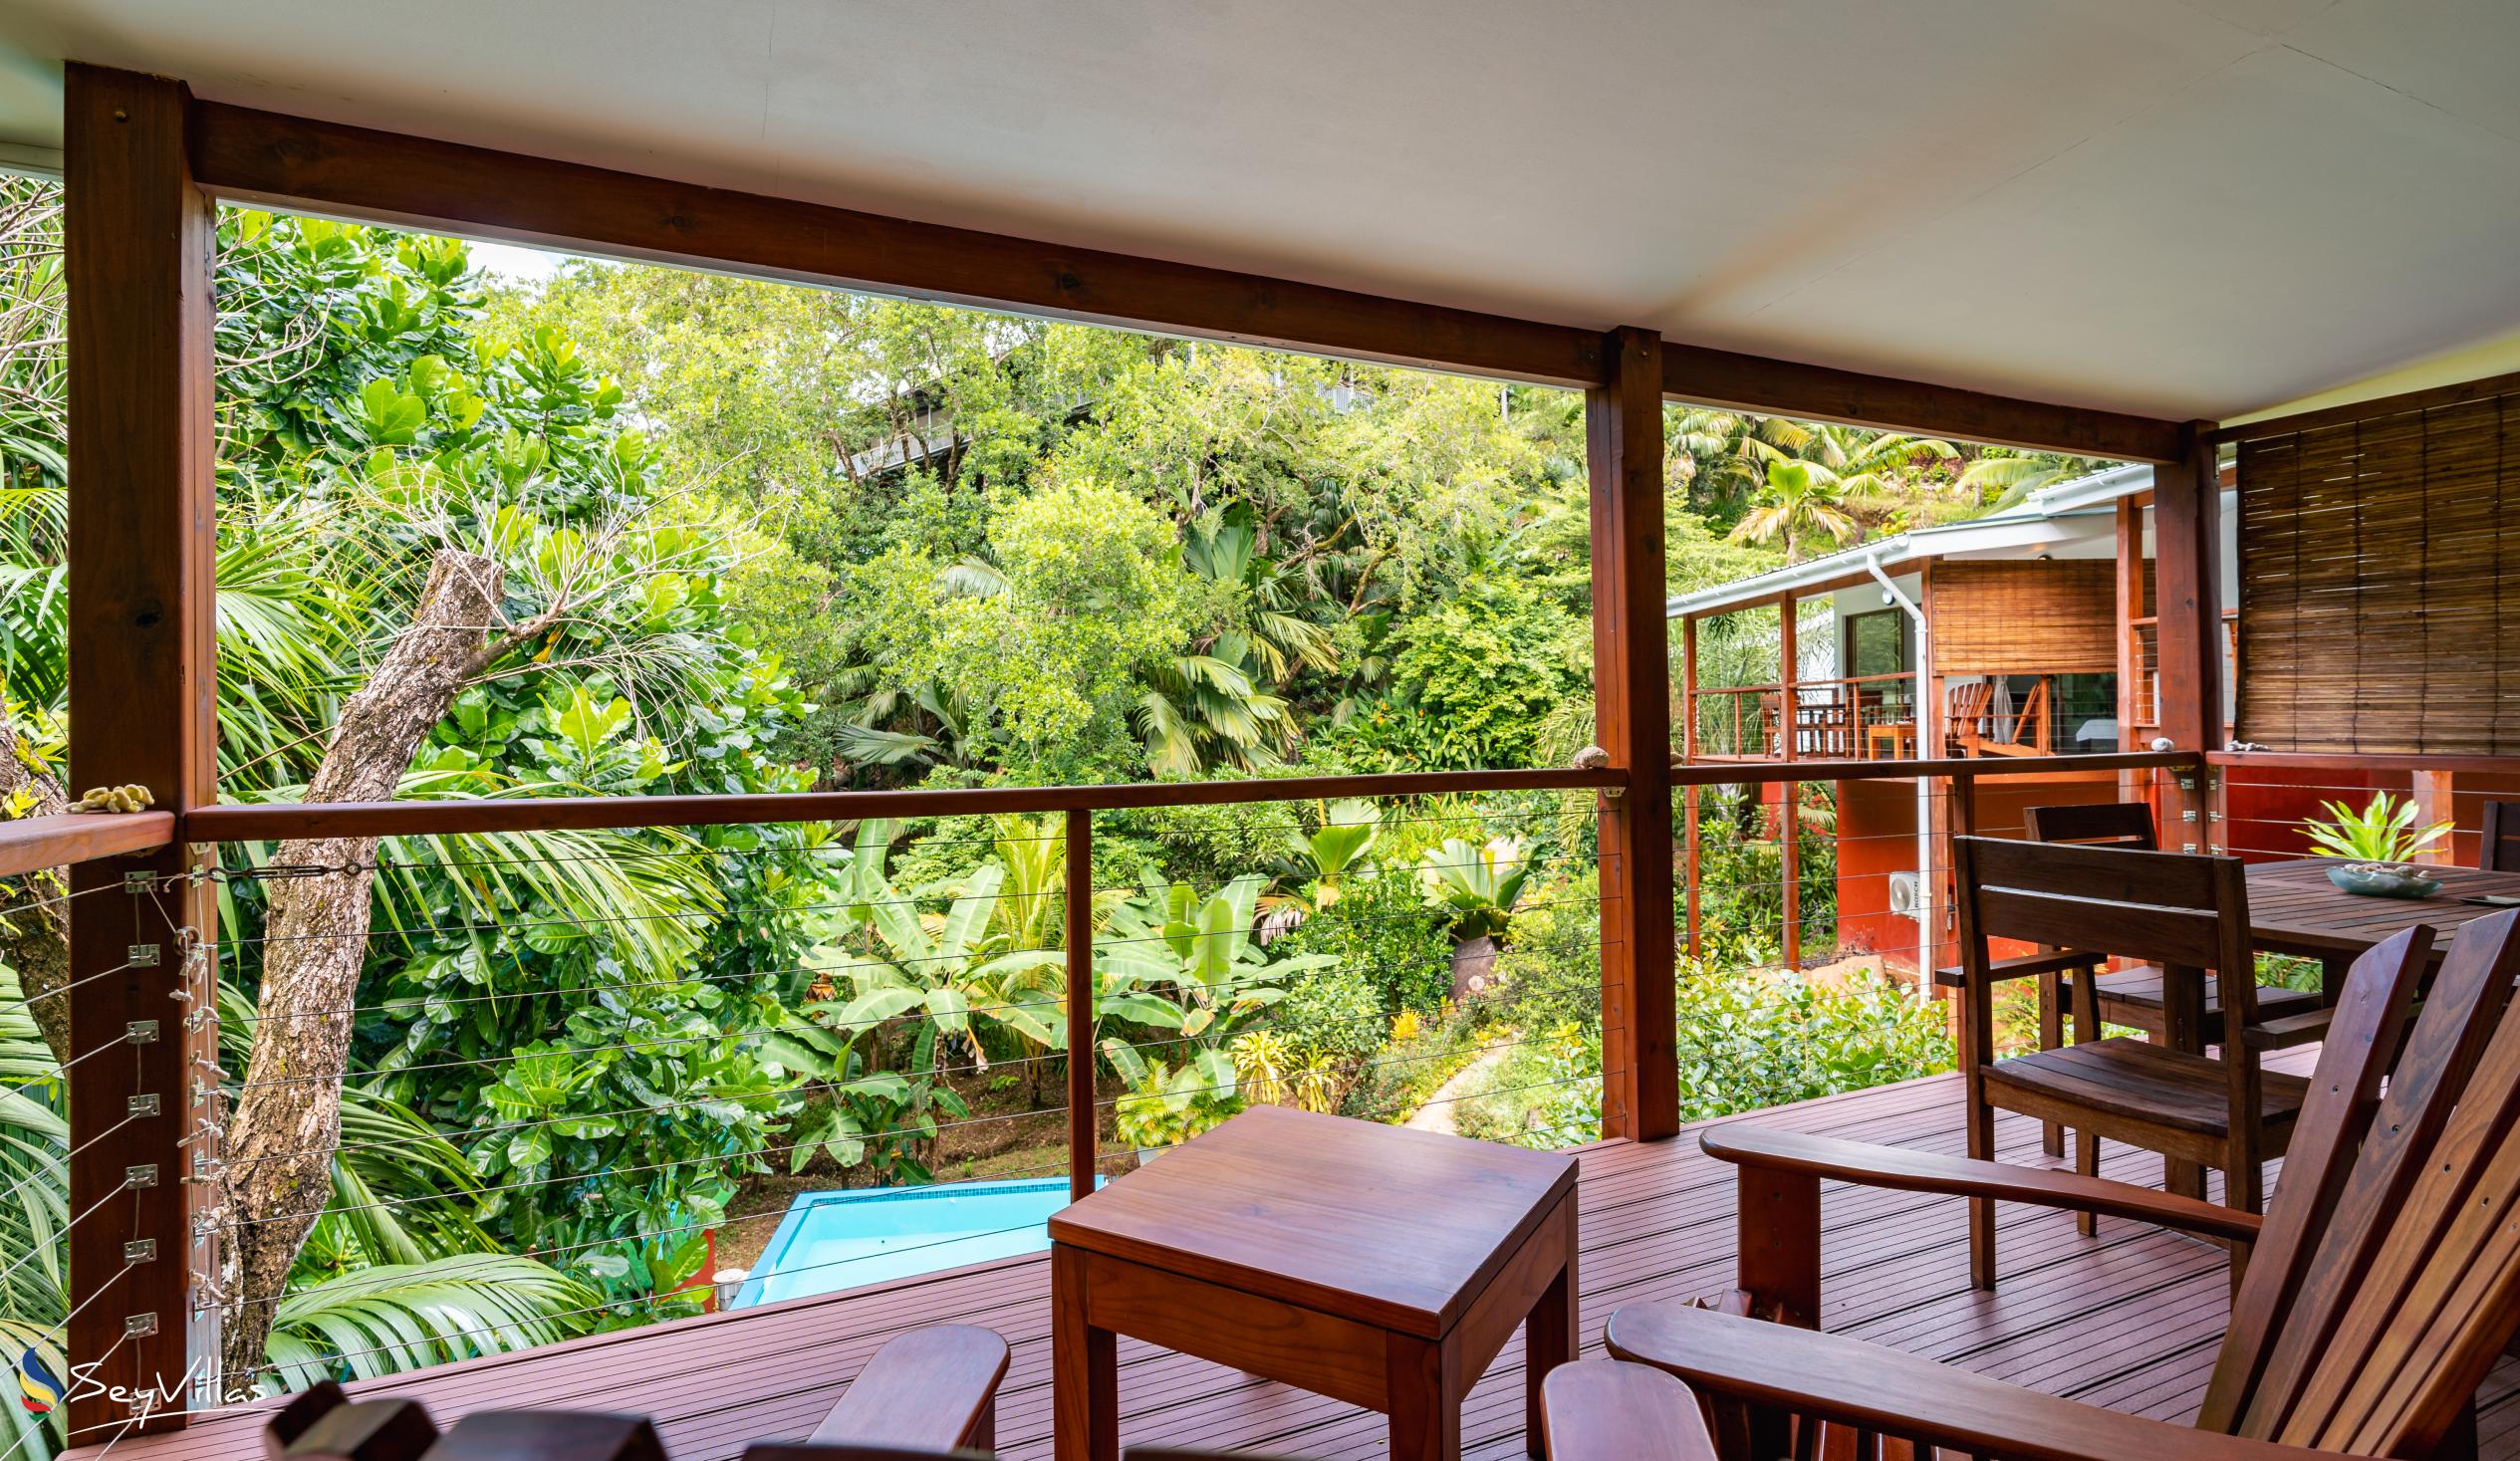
left=1866, top=554, right=1934, bottom=1001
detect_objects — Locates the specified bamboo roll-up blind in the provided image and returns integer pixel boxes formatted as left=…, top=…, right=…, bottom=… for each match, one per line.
left=2235, top=392, right=2519, bottom=754
left=1929, top=560, right=2116, bottom=675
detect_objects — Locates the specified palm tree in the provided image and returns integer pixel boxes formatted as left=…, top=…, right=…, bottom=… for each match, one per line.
left=1667, top=408, right=1812, bottom=515
left=1727, top=426, right=1962, bottom=561
left=1134, top=641, right=1294, bottom=778
left=1954, top=449, right=2116, bottom=513
left=1729, top=460, right=1861, bottom=562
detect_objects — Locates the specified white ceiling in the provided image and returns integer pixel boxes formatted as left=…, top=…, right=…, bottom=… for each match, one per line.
left=4, top=0, right=2519, bottom=422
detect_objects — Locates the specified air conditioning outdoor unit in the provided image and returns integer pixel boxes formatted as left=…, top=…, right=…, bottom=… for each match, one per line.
left=1888, top=870, right=1923, bottom=921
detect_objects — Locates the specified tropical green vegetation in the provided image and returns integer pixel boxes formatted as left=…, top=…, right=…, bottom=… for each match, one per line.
left=0, top=170, right=2046, bottom=1432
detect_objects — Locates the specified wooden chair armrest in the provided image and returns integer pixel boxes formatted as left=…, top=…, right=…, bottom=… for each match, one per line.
left=1931, top=948, right=2104, bottom=990
left=2240, top=1006, right=2334, bottom=1051
left=807, top=1326, right=1009, bottom=1455
left=1606, top=1305, right=2333, bottom=1461
left=1700, top=1126, right=2263, bottom=1244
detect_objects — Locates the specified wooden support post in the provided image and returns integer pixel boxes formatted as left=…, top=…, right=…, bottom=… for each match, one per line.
left=1680, top=616, right=1699, bottom=764
left=2412, top=770, right=2456, bottom=866
left=1778, top=600, right=1800, bottom=968
left=1683, top=787, right=1701, bottom=960
left=1065, top=810, right=1096, bottom=1201
left=2154, top=423, right=2223, bottom=852
left=1588, top=327, right=1676, bottom=1142
left=1680, top=617, right=1701, bottom=959
left=2115, top=495, right=2146, bottom=816
left=64, top=64, right=221, bottom=1434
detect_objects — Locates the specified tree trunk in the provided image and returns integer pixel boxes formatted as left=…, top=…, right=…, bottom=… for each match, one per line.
left=217, top=550, right=528, bottom=1393
left=1450, top=933, right=1501, bottom=1000
left=0, top=713, right=72, bottom=1065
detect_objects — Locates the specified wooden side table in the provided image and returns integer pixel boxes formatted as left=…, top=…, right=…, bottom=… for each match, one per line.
left=1047, top=1105, right=1579, bottom=1461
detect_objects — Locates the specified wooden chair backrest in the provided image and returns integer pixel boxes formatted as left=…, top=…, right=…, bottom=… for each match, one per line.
left=2024, top=801, right=2158, bottom=850
left=1947, top=680, right=1991, bottom=740
left=1997, top=678, right=2051, bottom=752
left=2199, top=909, right=2520, bottom=1455
left=1951, top=836, right=2256, bottom=1036
left=2481, top=800, right=2520, bottom=872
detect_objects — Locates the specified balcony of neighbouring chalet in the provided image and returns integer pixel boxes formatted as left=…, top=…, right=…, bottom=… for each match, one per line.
left=1667, top=465, right=2241, bottom=769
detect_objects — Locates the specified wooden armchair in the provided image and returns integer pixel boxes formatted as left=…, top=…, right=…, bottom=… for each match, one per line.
left=1603, top=910, right=2520, bottom=1461
left=271, top=1325, right=1010, bottom=1461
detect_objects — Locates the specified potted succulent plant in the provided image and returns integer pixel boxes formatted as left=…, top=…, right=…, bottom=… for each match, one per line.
left=2300, top=792, right=2454, bottom=898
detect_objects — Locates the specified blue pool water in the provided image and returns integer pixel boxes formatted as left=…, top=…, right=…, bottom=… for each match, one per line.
left=729, top=1177, right=1082, bottom=1308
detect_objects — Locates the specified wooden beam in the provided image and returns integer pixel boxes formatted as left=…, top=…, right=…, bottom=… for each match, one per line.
left=188, top=101, right=1602, bottom=389
left=1662, top=344, right=2184, bottom=463
left=63, top=62, right=220, bottom=1437
left=1589, top=327, right=1678, bottom=1143
left=177, top=91, right=2187, bottom=457
left=2152, top=422, right=2222, bottom=852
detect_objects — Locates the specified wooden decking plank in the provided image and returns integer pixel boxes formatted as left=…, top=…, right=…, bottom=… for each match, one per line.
left=75, top=1065, right=2520, bottom=1461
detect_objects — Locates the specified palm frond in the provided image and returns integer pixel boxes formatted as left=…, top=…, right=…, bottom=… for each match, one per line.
left=262, top=1255, right=601, bottom=1393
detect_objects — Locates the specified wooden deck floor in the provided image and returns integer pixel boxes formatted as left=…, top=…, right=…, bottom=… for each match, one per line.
left=93, top=1067, right=2520, bottom=1461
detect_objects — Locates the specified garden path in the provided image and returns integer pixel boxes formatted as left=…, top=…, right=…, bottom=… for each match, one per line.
left=1404, top=1039, right=1516, bottom=1134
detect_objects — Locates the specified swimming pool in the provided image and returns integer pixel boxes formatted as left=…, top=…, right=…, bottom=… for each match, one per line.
left=728, top=1177, right=1081, bottom=1308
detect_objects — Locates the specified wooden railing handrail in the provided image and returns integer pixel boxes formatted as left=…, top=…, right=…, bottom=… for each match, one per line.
left=181, top=766, right=1628, bottom=842
left=0, top=811, right=177, bottom=880
left=176, top=752, right=2205, bottom=845
left=1691, top=671, right=1917, bottom=698
left=2207, top=749, right=2520, bottom=774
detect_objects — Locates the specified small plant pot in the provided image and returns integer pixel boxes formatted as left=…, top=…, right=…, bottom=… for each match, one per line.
left=2324, top=862, right=2443, bottom=899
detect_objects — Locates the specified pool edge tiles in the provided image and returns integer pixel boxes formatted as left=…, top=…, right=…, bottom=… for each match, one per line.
left=728, top=1175, right=1093, bottom=1308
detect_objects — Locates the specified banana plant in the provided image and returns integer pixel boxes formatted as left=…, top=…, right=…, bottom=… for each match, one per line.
left=754, top=1009, right=967, bottom=1185
left=1096, top=874, right=1332, bottom=1044
left=813, top=861, right=1067, bottom=1068
left=984, top=814, right=1066, bottom=949
left=1261, top=799, right=1383, bottom=940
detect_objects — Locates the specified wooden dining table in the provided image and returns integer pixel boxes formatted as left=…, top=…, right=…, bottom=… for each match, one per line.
left=2246, top=858, right=2520, bottom=995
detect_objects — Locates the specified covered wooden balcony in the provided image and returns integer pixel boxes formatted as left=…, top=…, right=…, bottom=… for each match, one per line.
left=8, top=7, right=2520, bottom=1459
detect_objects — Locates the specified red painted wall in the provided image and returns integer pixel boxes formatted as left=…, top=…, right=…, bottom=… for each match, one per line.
left=1833, top=769, right=2130, bottom=975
